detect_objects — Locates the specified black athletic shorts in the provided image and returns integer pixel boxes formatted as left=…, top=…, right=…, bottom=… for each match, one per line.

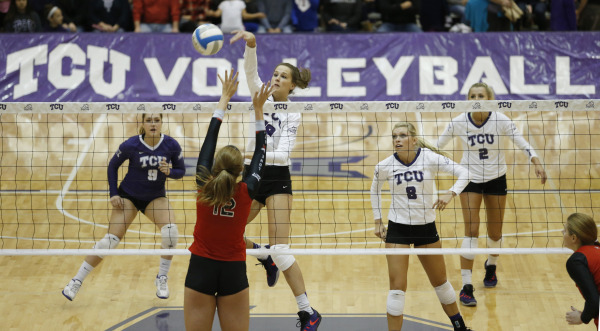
left=462, top=174, right=508, bottom=195
left=244, top=165, right=292, bottom=205
left=117, top=186, right=164, bottom=214
left=185, top=254, right=249, bottom=296
left=385, top=221, right=440, bottom=246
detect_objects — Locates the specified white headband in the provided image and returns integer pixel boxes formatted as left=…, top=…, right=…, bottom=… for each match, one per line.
left=47, top=6, right=59, bottom=20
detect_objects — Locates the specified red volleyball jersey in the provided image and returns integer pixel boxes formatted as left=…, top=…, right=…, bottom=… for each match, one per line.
left=189, top=182, right=252, bottom=261
left=576, top=245, right=600, bottom=326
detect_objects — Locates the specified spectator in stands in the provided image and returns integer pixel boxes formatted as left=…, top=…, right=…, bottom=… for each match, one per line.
left=464, top=0, right=511, bottom=31
left=447, top=0, right=467, bottom=23
left=321, top=0, right=362, bottom=32
left=0, top=0, right=10, bottom=31
left=577, top=0, right=600, bottom=30
left=54, top=0, right=81, bottom=31
left=292, top=0, right=319, bottom=32
left=420, top=0, right=448, bottom=31
left=4, top=0, right=42, bottom=32
left=179, top=0, right=211, bottom=32
left=487, top=1, right=512, bottom=31
left=376, top=0, right=422, bottom=32
left=206, top=0, right=223, bottom=26
left=550, top=0, right=576, bottom=30
left=43, top=3, right=68, bottom=31
left=514, top=0, right=548, bottom=30
left=256, top=0, right=293, bottom=33
left=242, top=0, right=265, bottom=32
left=89, top=0, right=131, bottom=33
left=28, top=0, right=53, bottom=19
left=133, top=0, right=180, bottom=33
left=361, top=0, right=379, bottom=31
left=206, top=0, right=246, bottom=33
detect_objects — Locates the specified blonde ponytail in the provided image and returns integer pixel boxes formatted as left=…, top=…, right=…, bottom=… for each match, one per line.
left=197, top=145, right=244, bottom=207
left=566, top=213, right=598, bottom=246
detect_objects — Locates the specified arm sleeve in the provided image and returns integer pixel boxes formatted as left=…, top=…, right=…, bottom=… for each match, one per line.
left=370, top=164, right=386, bottom=220
left=276, top=0, right=292, bottom=29
left=378, top=0, right=405, bottom=15
left=257, top=0, right=271, bottom=28
left=170, top=0, right=181, bottom=22
left=244, top=45, right=264, bottom=99
left=243, top=129, right=267, bottom=199
left=132, top=0, right=142, bottom=22
left=436, top=122, right=454, bottom=149
left=504, top=118, right=539, bottom=161
left=196, top=116, right=223, bottom=187
left=266, top=114, right=300, bottom=165
left=168, top=141, right=186, bottom=179
left=567, top=253, right=600, bottom=324
left=88, top=2, right=100, bottom=24
left=436, top=154, right=470, bottom=195
left=347, top=1, right=362, bottom=26
left=107, top=143, right=129, bottom=197
left=32, top=12, right=42, bottom=32
left=321, top=0, right=332, bottom=22
left=117, top=0, right=132, bottom=28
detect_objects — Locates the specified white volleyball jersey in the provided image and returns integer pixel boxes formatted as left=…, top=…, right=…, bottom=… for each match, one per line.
left=437, top=112, right=538, bottom=183
left=244, top=45, right=300, bottom=166
left=370, top=148, right=469, bottom=225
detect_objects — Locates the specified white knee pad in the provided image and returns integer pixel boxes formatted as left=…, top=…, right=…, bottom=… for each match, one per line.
left=487, top=237, right=502, bottom=249
left=93, top=233, right=120, bottom=258
left=270, top=244, right=296, bottom=271
left=434, top=281, right=456, bottom=305
left=460, top=237, right=478, bottom=260
left=161, top=224, right=179, bottom=249
left=386, top=290, right=405, bottom=316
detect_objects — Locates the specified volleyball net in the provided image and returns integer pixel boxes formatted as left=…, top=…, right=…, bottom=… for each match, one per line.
left=0, top=100, right=598, bottom=256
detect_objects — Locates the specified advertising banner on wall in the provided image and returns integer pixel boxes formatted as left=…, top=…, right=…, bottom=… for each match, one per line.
left=0, top=32, right=597, bottom=102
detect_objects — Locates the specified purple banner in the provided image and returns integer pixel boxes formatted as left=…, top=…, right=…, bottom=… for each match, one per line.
left=0, top=32, right=598, bottom=102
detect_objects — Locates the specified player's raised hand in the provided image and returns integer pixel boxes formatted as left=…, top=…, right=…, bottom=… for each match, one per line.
left=252, top=81, right=274, bottom=120
left=230, top=30, right=256, bottom=48
left=216, top=69, right=239, bottom=111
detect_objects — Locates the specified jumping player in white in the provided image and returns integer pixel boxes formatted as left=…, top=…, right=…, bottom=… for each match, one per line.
left=230, top=30, right=321, bottom=330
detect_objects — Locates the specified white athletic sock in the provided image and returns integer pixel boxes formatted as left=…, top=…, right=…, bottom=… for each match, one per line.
left=158, top=258, right=172, bottom=277
left=461, top=269, right=472, bottom=286
left=75, top=261, right=94, bottom=282
left=487, top=255, right=499, bottom=266
left=295, top=293, right=313, bottom=314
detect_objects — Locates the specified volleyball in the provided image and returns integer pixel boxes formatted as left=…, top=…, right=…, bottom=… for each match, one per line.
left=192, top=24, right=224, bottom=56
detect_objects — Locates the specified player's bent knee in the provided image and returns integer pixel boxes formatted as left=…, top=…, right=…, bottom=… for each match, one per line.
left=460, top=237, right=478, bottom=260
left=386, top=290, right=405, bottom=316
left=93, top=233, right=120, bottom=258
left=161, top=224, right=179, bottom=249
left=434, top=281, right=456, bottom=305
left=270, top=244, right=295, bottom=271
